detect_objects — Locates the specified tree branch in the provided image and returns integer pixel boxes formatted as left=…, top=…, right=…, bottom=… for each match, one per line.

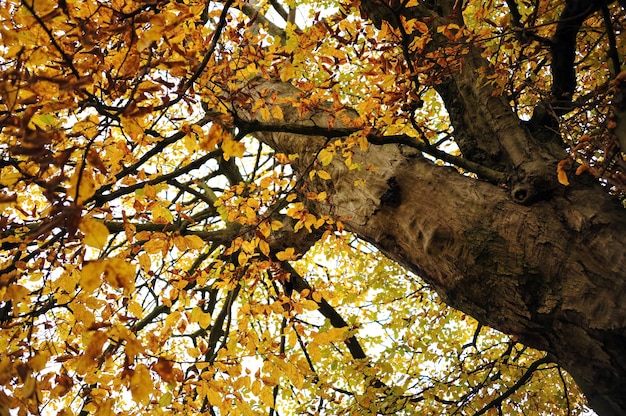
left=279, top=261, right=368, bottom=360
left=235, top=118, right=505, bottom=183
left=473, top=355, right=553, bottom=415
left=550, top=0, right=600, bottom=111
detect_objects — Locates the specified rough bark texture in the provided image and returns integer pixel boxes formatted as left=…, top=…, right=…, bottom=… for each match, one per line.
left=231, top=1, right=626, bottom=414
left=236, top=78, right=626, bottom=416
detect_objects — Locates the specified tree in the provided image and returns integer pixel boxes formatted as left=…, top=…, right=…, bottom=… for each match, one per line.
left=1, top=0, right=625, bottom=414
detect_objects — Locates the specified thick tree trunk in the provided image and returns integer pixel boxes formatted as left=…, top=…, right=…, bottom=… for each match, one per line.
left=268, top=124, right=626, bottom=416
left=230, top=1, right=626, bottom=413
left=234, top=76, right=626, bottom=414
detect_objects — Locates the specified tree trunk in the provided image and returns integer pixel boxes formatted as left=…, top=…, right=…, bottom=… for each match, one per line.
left=229, top=0, right=626, bottom=412
left=235, top=73, right=626, bottom=414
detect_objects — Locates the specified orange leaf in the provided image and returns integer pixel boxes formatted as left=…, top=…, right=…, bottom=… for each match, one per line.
left=153, top=357, right=177, bottom=384
left=557, top=159, right=570, bottom=186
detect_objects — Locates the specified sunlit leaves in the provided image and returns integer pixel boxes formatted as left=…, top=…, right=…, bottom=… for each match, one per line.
left=80, top=217, right=110, bottom=249
left=80, top=258, right=136, bottom=294
left=0, top=0, right=598, bottom=414
left=222, top=135, right=246, bottom=161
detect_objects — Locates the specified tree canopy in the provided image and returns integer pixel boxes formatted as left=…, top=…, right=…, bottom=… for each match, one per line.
left=1, top=0, right=625, bottom=415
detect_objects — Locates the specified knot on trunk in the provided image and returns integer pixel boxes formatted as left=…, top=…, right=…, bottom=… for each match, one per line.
left=509, top=160, right=561, bottom=205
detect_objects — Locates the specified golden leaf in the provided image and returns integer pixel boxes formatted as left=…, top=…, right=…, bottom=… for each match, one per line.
left=143, top=237, right=169, bottom=255
left=5, top=284, right=29, bottom=304
left=260, top=385, right=274, bottom=407
left=80, top=217, right=109, bottom=250
left=222, top=135, right=245, bottom=161
left=202, top=123, right=224, bottom=150
left=80, top=261, right=106, bottom=293
left=280, top=62, right=296, bottom=82
left=104, top=258, right=137, bottom=293
left=130, top=364, right=153, bottom=405
left=28, top=352, right=49, bottom=372
left=276, top=247, right=297, bottom=261
left=184, top=235, right=205, bottom=250
left=317, top=170, right=332, bottom=180
left=270, top=105, right=284, bottom=120
left=68, top=167, right=97, bottom=204
left=173, top=235, right=187, bottom=251
left=22, top=375, right=36, bottom=399
left=191, top=306, right=212, bottom=329
left=318, top=149, right=333, bottom=166
left=76, top=330, right=108, bottom=374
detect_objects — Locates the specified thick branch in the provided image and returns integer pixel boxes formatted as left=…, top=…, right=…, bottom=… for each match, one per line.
left=550, top=0, right=604, bottom=111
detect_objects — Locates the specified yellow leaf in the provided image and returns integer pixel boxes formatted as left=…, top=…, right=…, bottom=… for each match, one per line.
left=303, top=213, right=318, bottom=232
left=143, top=184, right=157, bottom=200
left=120, top=114, right=145, bottom=141
left=313, top=327, right=346, bottom=345
left=238, top=251, right=248, bottom=265
left=28, top=352, right=49, bottom=372
left=152, top=202, right=174, bottom=223
left=130, top=364, right=153, bottom=405
left=308, top=343, right=321, bottom=362
left=191, top=306, right=212, bottom=329
left=301, top=299, right=319, bottom=311
left=144, top=237, right=169, bottom=254
left=276, top=247, right=297, bottom=261
left=22, top=375, right=36, bottom=398
left=241, top=239, right=256, bottom=254
left=159, top=391, right=173, bottom=407
left=80, top=261, right=106, bottom=293
left=69, top=167, right=97, bottom=203
left=184, top=235, right=205, bottom=250
left=202, top=123, right=224, bottom=150
left=270, top=105, right=284, bottom=120
left=184, top=133, right=198, bottom=153
left=76, top=330, right=108, bottom=374
left=137, top=15, right=164, bottom=52
left=138, top=253, right=151, bottom=271
left=259, top=106, right=271, bottom=121
left=104, top=258, right=136, bottom=293
left=259, top=240, right=270, bottom=256
left=318, top=149, right=333, bottom=166
left=127, top=300, right=144, bottom=318
left=359, top=134, right=369, bottom=151
left=317, top=170, right=331, bottom=180
left=222, top=135, right=245, bottom=161
left=206, top=387, right=222, bottom=406
left=5, top=284, right=30, bottom=304
left=80, top=217, right=109, bottom=250
left=173, top=235, right=187, bottom=251
left=260, top=386, right=274, bottom=407
left=280, top=62, right=296, bottom=82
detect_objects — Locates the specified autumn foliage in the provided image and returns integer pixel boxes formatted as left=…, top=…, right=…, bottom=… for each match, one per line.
left=1, top=0, right=623, bottom=414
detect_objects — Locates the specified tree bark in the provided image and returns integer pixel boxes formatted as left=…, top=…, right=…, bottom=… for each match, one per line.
left=229, top=1, right=626, bottom=414
left=232, top=72, right=626, bottom=414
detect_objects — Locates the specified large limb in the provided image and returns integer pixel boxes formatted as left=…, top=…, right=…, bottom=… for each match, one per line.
left=550, top=0, right=603, bottom=111
left=360, top=0, right=568, bottom=204
left=232, top=75, right=626, bottom=415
